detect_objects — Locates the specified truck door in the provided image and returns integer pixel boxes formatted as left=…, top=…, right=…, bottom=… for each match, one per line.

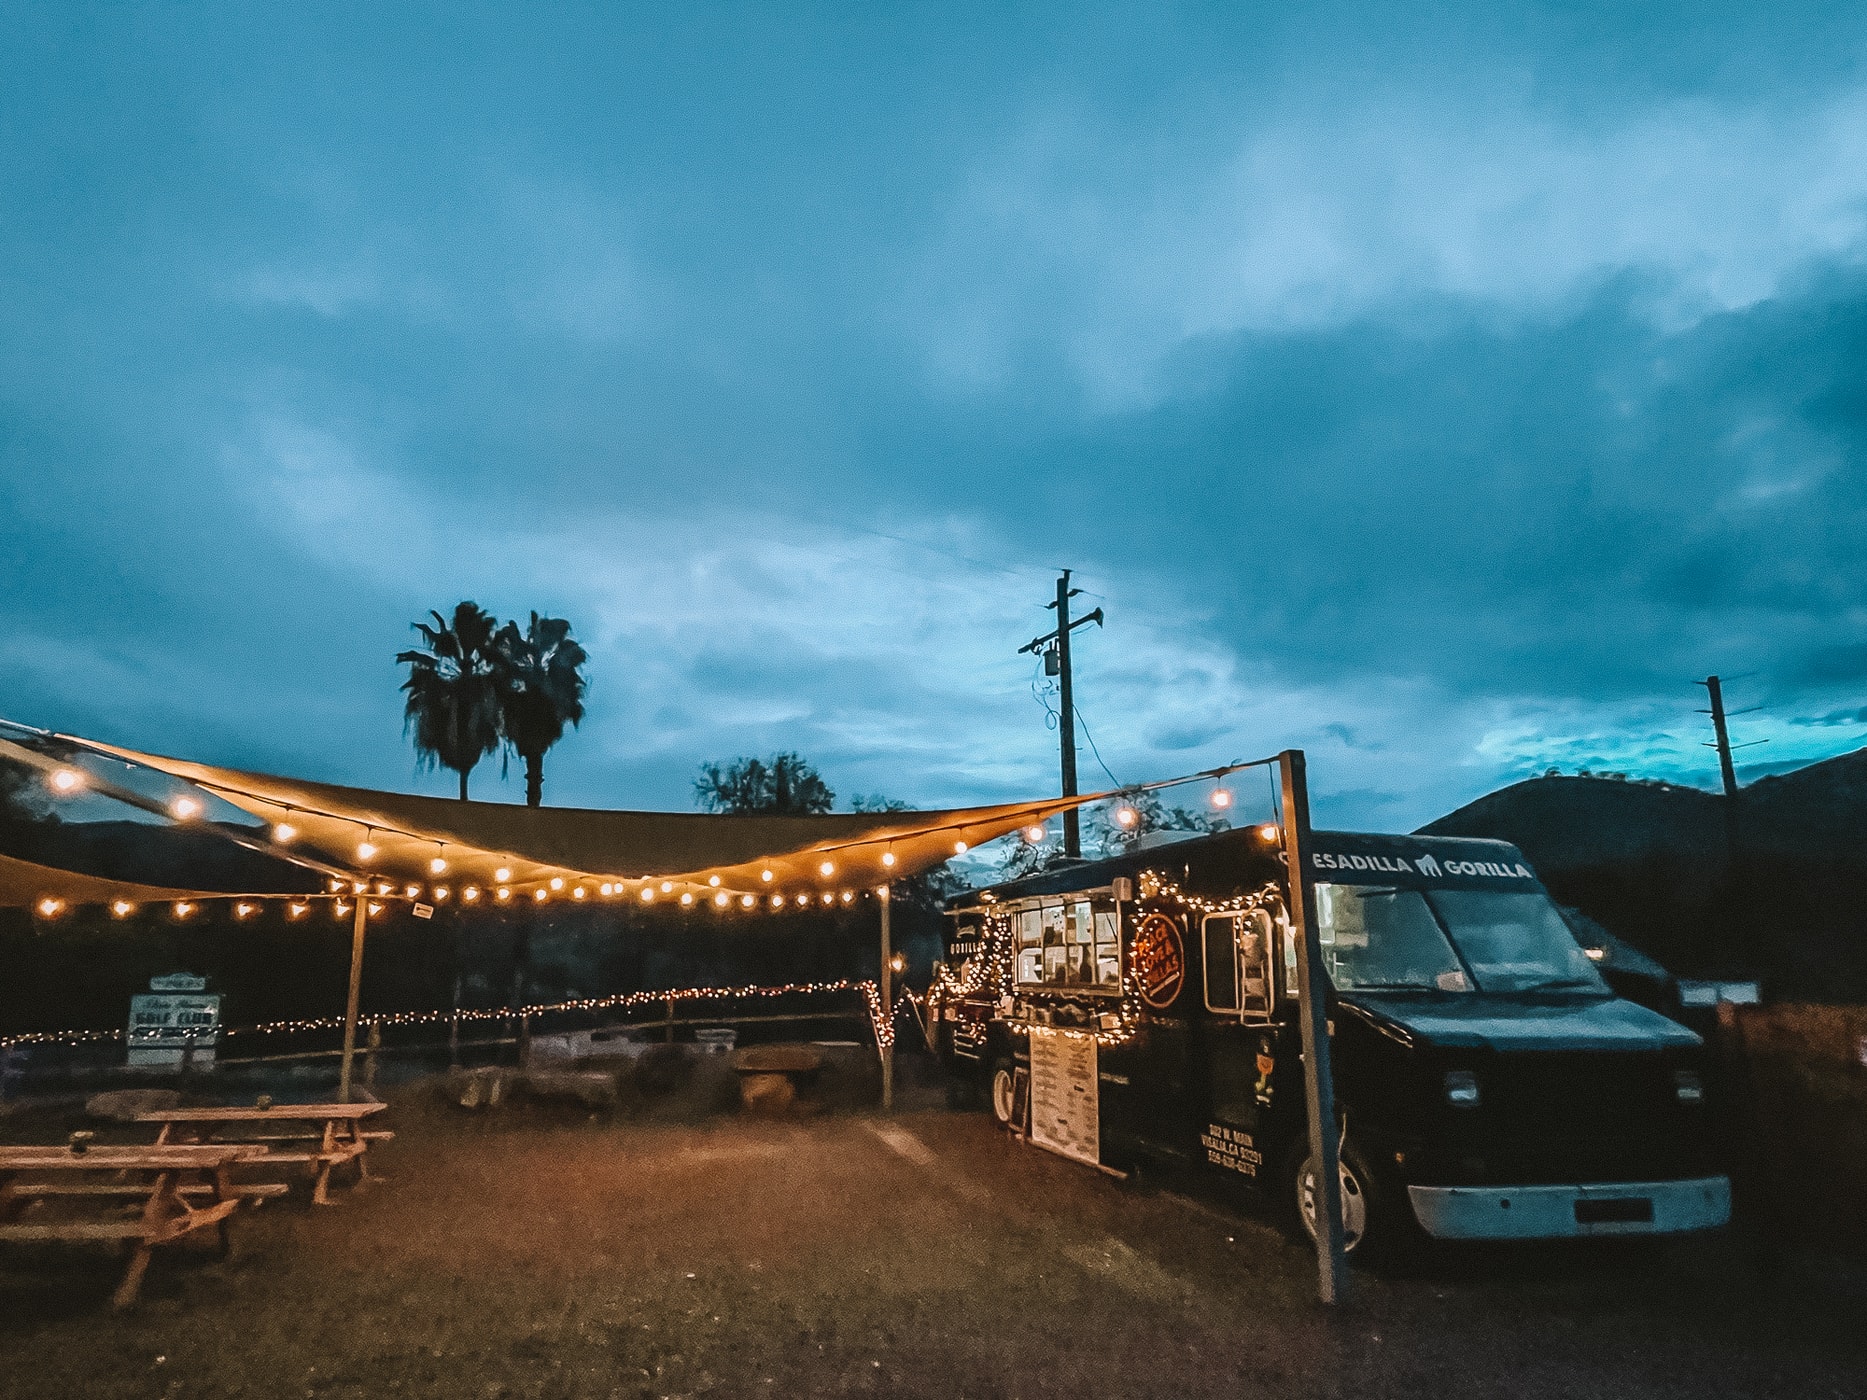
left=1198, top=908, right=1279, bottom=1192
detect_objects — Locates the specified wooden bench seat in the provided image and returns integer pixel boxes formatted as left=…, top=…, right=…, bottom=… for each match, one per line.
left=16, top=1181, right=289, bottom=1202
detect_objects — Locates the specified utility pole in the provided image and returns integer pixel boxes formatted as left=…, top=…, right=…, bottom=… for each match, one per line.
left=1700, top=676, right=1740, bottom=800
left=1019, top=570, right=1104, bottom=857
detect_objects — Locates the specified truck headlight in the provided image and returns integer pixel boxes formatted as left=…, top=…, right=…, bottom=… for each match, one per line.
left=1443, top=1069, right=1480, bottom=1108
left=1674, top=1069, right=1704, bottom=1104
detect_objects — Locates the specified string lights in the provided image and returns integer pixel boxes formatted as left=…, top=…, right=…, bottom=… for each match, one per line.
left=0, top=979, right=898, bottom=1053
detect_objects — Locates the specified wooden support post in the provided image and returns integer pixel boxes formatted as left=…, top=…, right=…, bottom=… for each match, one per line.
left=1280, top=748, right=1347, bottom=1305
left=337, top=899, right=367, bottom=1103
left=449, top=975, right=462, bottom=1070
left=364, top=1021, right=381, bottom=1094
left=879, top=883, right=894, bottom=1113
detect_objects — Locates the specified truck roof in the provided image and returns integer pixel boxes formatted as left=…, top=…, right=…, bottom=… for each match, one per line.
left=946, top=826, right=1536, bottom=911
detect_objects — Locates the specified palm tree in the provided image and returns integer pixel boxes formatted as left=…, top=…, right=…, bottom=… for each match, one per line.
left=494, top=612, right=589, bottom=808
left=397, top=602, right=504, bottom=800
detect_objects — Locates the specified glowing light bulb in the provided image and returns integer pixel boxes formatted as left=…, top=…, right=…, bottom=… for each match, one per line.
left=175, top=902, right=194, bottom=918
left=881, top=852, right=896, bottom=868
left=275, top=822, right=298, bottom=843
left=954, top=840, right=968, bottom=854
left=741, top=894, right=755, bottom=908
left=171, top=796, right=201, bottom=820
left=549, top=877, right=563, bottom=891
left=235, top=903, right=254, bottom=918
left=332, top=902, right=347, bottom=917
left=430, top=856, right=447, bottom=874
left=368, top=902, right=382, bottom=916
left=494, top=867, right=512, bottom=883
left=640, top=887, right=654, bottom=902
left=680, top=892, right=693, bottom=906
left=819, top=860, right=835, bottom=877
left=357, top=841, right=378, bottom=861
left=820, top=892, right=833, bottom=905
left=573, top=887, right=586, bottom=900
left=288, top=903, right=307, bottom=919
left=599, top=883, right=613, bottom=896
left=111, top=900, right=133, bottom=917
left=1023, top=824, right=1046, bottom=844
left=533, top=889, right=547, bottom=902
left=49, top=768, right=83, bottom=794
left=434, top=886, right=449, bottom=901
left=795, top=894, right=808, bottom=906
left=497, top=888, right=511, bottom=902
left=841, top=891, right=854, bottom=903
left=761, top=869, right=774, bottom=883
left=1210, top=788, right=1234, bottom=810
left=1114, top=806, right=1138, bottom=829
left=463, top=886, right=480, bottom=902
left=36, top=897, right=62, bottom=917
left=660, top=881, right=673, bottom=894
left=1255, top=823, right=1280, bottom=844
left=771, top=895, right=784, bottom=908
left=405, top=885, right=420, bottom=898
left=708, top=875, right=721, bottom=887
left=714, top=892, right=729, bottom=907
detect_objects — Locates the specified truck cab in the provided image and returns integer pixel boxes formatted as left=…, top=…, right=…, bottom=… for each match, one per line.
left=930, top=827, right=1728, bottom=1257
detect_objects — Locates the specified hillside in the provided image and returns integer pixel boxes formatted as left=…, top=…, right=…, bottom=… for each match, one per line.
left=1421, top=749, right=1867, bottom=998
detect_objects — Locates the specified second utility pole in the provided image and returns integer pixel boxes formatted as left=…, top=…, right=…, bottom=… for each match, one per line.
left=1020, top=569, right=1104, bottom=858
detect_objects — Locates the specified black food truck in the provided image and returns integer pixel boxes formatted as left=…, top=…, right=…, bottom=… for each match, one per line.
left=930, top=826, right=1729, bottom=1257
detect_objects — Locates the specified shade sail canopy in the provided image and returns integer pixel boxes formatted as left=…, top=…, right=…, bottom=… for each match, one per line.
left=0, top=852, right=245, bottom=912
left=0, top=728, right=1227, bottom=910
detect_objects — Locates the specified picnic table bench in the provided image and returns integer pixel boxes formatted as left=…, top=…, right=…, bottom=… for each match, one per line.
left=138, top=1102, right=391, bottom=1205
left=0, top=1143, right=279, bottom=1308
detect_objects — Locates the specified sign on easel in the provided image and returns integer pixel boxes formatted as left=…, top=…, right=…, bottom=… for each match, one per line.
left=1027, top=1029, right=1099, bottom=1166
left=128, top=974, right=220, bottom=1069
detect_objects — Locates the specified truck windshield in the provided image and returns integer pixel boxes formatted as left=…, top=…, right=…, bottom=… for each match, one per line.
left=1315, top=884, right=1472, bottom=992
left=1424, top=889, right=1607, bottom=994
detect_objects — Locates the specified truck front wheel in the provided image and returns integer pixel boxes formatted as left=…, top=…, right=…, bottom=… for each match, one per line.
left=1291, top=1142, right=1396, bottom=1261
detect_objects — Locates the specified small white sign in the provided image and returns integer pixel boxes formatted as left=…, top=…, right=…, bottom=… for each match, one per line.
left=149, top=972, right=207, bottom=992
left=128, top=993, right=222, bottom=1068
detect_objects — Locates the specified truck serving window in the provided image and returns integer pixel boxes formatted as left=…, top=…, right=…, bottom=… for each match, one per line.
left=1315, top=884, right=1472, bottom=992
left=1424, top=890, right=1607, bottom=994
left=1014, top=900, right=1120, bottom=989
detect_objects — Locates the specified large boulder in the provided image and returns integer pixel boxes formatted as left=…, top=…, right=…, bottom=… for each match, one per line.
left=85, top=1088, right=182, bottom=1122
left=516, top=1069, right=620, bottom=1111
left=738, top=1072, right=797, bottom=1116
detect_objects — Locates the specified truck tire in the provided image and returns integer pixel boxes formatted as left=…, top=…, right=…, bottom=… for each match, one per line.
left=989, top=1060, right=1017, bottom=1130
left=1287, top=1135, right=1410, bottom=1265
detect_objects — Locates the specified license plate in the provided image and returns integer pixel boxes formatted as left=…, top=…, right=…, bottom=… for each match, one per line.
left=1575, top=1197, right=1653, bottom=1225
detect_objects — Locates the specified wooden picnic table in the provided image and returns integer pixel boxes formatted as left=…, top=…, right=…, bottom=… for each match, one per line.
left=138, top=1102, right=391, bottom=1205
left=0, top=1142, right=282, bottom=1308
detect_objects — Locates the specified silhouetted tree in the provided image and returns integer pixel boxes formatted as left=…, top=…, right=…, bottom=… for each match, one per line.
left=693, top=753, right=834, bottom=815
left=397, top=602, right=504, bottom=800
left=494, top=612, right=589, bottom=808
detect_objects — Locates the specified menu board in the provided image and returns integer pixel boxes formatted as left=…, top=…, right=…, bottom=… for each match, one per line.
left=1028, top=1030, right=1099, bottom=1167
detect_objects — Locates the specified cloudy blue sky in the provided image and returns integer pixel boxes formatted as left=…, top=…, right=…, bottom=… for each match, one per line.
left=5, top=2, right=1867, bottom=833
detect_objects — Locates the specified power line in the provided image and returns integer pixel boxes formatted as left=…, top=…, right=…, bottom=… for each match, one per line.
left=1073, top=705, right=1123, bottom=790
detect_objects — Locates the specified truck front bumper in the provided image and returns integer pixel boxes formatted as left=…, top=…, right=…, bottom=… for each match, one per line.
left=1408, top=1176, right=1730, bottom=1240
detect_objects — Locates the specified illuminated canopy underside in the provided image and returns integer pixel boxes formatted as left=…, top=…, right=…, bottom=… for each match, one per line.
left=2, top=732, right=1156, bottom=908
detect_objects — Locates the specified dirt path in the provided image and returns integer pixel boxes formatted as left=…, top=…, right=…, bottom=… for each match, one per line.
left=2, top=1094, right=1864, bottom=1399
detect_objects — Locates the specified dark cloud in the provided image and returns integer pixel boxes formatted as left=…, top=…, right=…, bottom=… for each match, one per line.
left=4, top=4, right=1867, bottom=830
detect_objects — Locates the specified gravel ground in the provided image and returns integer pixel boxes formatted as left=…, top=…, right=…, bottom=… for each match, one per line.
left=1, top=1087, right=1864, bottom=1400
